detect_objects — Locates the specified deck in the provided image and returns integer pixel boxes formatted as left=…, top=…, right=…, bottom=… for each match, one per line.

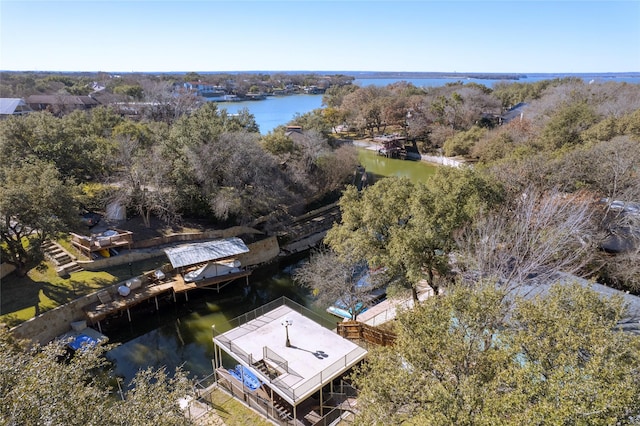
left=83, top=269, right=252, bottom=329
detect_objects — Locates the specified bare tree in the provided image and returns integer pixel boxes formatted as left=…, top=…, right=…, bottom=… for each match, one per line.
left=294, top=250, right=385, bottom=321
left=456, top=188, right=596, bottom=289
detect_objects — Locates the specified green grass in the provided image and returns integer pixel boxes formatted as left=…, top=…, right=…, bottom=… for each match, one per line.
left=207, top=388, right=272, bottom=426
left=0, top=256, right=168, bottom=327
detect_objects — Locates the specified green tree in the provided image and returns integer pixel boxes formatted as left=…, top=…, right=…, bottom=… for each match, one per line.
left=540, top=101, right=599, bottom=150
left=353, top=282, right=640, bottom=425
left=442, top=125, right=486, bottom=157
left=0, top=328, right=195, bottom=425
left=0, top=160, right=78, bottom=275
left=326, top=169, right=503, bottom=300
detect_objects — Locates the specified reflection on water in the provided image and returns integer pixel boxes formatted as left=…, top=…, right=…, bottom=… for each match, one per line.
left=106, top=258, right=333, bottom=384
left=357, top=147, right=438, bottom=182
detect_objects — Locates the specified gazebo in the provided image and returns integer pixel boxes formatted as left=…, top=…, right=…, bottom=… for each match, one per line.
left=212, top=297, right=367, bottom=425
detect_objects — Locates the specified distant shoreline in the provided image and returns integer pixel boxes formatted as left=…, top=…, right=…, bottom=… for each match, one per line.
left=2, top=70, right=638, bottom=80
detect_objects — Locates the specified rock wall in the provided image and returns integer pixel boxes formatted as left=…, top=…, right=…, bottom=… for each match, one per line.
left=9, top=236, right=281, bottom=345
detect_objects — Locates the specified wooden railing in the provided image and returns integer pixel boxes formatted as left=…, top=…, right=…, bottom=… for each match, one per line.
left=336, top=320, right=396, bottom=347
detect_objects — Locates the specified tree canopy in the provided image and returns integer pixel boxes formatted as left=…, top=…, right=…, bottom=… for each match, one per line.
left=0, top=160, right=79, bottom=275
left=325, top=168, right=503, bottom=299
left=353, top=282, right=640, bottom=425
left=0, top=328, right=195, bottom=426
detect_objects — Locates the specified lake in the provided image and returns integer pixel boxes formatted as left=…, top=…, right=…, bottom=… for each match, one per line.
left=211, top=75, right=640, bottom=134
left=208, top=94, right=324, bottom=134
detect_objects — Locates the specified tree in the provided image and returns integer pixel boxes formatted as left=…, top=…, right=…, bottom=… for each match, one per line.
left=294, top=250, right=385, bottom=321
left=0, top=328, right=195, bottom=425
left=0, top=160, right=78, bottom=275
left=353, top=282, right=640, bottom=425
left=326, top=169, right=503, bottom=301
left=456, top=188, right=596, bottom=288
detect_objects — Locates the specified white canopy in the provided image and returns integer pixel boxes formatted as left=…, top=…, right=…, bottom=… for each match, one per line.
left=164, top=237, right=249, bottom=268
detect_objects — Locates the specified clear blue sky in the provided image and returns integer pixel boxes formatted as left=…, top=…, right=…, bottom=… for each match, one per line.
left=1, top=0, right=638, bottom=73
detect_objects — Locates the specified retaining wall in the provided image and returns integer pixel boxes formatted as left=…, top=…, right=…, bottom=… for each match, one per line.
left=420, top=154, right=466, bottom=168
left=9, top=236, right=280, bottom=346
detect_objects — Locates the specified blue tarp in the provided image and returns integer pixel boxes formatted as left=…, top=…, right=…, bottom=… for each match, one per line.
left=68, top=334, right=99, bottom=351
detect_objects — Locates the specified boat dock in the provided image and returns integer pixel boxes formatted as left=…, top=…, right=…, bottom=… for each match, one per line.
left=83, top=269, right=251, bottom=332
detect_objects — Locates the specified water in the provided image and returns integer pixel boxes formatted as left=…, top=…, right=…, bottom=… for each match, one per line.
left=354, top=74, right=640, bottom=88
left=358, top=147, right=437, bottom=183
left=208, top=94, right=324, bottom=134
left=106, top=259, right=331, bottom=384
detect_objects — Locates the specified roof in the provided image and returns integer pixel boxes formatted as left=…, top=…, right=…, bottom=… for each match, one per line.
left=26, top=95, right=99, bottom=106
left=214, top=299, right=368, bottom=405
left=0, top=98, right=31, bottom=115
left=501, top=102, right=528, bottom=123
left=163, top=237, right=249, bottom=268
left=512, top=273, right=640, bottom=335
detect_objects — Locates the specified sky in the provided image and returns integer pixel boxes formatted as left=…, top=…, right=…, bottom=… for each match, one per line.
left=1, top=0, right=639, bottom=73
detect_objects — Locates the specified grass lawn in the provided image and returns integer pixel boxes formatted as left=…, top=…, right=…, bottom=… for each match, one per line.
left=0, top=256, right=168, bottom=327
left=206, top=388, right=272, bottom=426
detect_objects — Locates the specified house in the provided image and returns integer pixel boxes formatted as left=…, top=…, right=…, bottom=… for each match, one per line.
left=213, top=297, right=367, bottom=425
left=0, top=98, right=32, bottom=118
left=26, top=94, right=100, bottom=115
left=183, top=81, right=226, bottom=98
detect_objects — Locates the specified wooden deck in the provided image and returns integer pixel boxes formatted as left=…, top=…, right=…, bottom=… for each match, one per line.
left=83, top=269, right=252, bottom=328
left=172, top=270, right=252, bottom=294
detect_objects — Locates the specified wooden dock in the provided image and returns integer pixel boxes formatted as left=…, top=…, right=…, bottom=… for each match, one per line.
left=83, top=269, right=252, bottom=331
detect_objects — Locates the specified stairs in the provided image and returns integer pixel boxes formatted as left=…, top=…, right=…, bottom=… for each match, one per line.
left=42, top=240, right=83, bottom=276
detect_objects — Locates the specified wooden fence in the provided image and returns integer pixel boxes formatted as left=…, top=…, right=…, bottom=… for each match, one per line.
left=336, top=321, right=396, bottom=347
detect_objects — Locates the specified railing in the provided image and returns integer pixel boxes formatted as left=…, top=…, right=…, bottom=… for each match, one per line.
left=229, top=296, right=337, bottom=331
left=264, top=346, right=289, bottom=374
left=214, top=297, right=367, bottom=402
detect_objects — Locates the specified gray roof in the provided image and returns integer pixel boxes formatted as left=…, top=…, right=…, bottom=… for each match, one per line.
left=164, top=237, right=249, bottom=268
left=26, top=95, right=99, bottom=106
left=512, top=273, right=640, bottom=335
left=0, top=98, right=31, bottom=115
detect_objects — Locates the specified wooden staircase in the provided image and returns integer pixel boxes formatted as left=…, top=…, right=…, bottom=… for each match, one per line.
left=42, top=240, right=83, bottom=276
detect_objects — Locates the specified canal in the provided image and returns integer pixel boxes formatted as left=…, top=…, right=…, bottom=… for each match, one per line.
left=106, top=149, right=438, bottom=384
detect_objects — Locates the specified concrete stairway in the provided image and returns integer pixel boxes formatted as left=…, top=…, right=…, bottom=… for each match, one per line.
left=42, top=240, right=83, bottom=276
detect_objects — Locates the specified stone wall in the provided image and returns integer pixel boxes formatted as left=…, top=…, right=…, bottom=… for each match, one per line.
left=9, top=236, right=281, bottom=345
left=420, top=154, right=466, bottom=168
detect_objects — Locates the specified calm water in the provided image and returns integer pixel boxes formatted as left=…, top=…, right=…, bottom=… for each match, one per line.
left=209, top=94, right=323, bottom=134
left=354, top=75, right=640, bottom=88
left=107, top=150, right=438, bottom=384
left=358, top=147, right=437, bottom=183
left=106, top=259, right=326, bottom=383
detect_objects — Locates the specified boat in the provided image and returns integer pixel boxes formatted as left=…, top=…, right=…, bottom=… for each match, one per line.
left=228, top=364, right=262, bottom=391
left=326, top=269, right=387, bottom=320
left=184, top=260, right=241, bottom=282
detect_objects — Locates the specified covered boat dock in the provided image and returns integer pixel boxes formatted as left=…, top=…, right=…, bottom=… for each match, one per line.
left=82, top=237, right=252, bottom=331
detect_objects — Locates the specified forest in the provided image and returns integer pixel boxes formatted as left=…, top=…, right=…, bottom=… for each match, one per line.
left=2, top=72, right=638, bottom=293
left=1, top=72, right=640, bottom=424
